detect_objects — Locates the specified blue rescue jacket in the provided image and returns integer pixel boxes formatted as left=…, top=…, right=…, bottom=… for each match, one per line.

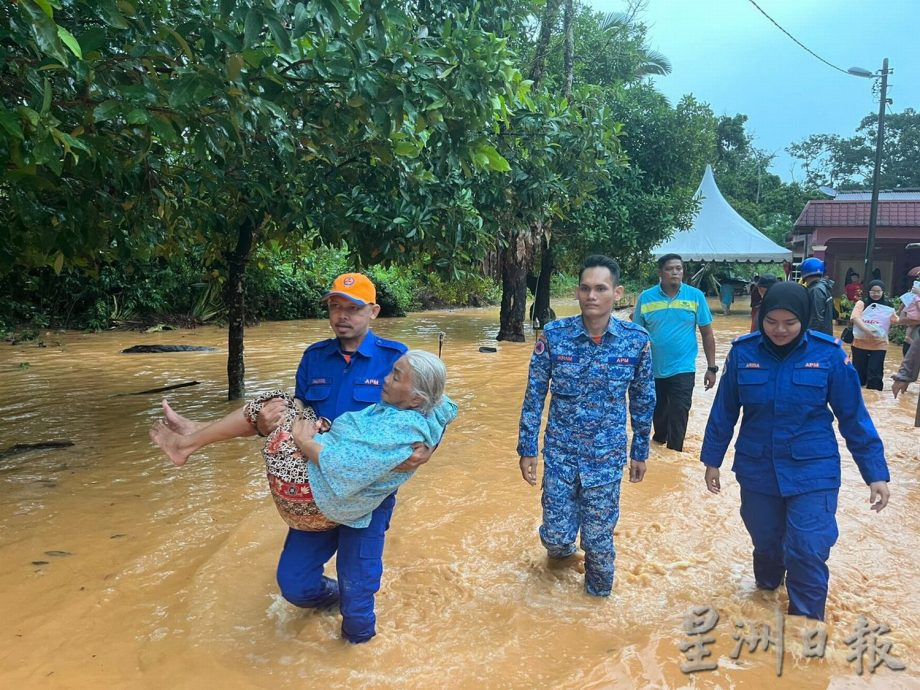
left=701, top=330, right=889, bottom=496
left=294, top=329, right=407, bottom=421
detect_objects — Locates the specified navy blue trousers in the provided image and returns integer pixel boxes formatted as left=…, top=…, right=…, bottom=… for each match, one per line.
left=276, top=493, right=396, bottom=643
left=739, top=487, right=839, bottom=621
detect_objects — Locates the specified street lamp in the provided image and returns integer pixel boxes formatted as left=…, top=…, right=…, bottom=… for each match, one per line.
left=847, top=59, right=891, bottom=282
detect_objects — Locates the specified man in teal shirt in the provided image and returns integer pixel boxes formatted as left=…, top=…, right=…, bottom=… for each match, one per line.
left=633, top=254, right=717, bottom=451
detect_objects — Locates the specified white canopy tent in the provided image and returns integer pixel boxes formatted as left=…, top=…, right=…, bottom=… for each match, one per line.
left=652, top=165, right=792, bottom=263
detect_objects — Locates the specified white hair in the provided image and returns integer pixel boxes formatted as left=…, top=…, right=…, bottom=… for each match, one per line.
left=402, top=350, right=447, bottom=415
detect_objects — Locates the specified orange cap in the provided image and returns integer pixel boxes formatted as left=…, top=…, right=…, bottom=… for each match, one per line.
left=323, top=273, right=376, bottom=305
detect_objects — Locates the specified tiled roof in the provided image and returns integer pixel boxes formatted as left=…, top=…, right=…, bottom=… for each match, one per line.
left=794, top=200, right=920, bottom=229
left=833, top=190, right=920, bottom=201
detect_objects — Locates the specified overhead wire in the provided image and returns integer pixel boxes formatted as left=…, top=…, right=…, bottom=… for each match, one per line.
left=746, top=0, right=853, bottom=76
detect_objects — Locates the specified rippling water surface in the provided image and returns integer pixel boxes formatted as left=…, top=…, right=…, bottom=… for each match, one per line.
left=1, top=302, right=918, bottom=688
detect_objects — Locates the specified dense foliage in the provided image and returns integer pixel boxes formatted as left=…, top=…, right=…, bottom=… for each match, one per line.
left=2, top=0, right=826, bottom=392
left=789, top=109, right=920, bottom=190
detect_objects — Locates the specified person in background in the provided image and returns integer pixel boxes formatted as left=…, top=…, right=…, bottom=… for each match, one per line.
left=799, top=257, right=835, bottom=335
left=891, top=337, right=920, bottom=399
left=897, top=280, right=920, bottom=356
left=632, top=254, right=717, bottom=452
left=719, top=280, right=735, bottom=316
left=844, top=272, right=863, bottom=302
left=750, top=274, right=777, bottom=333
left=518, top=255, right=655, bottom=597
left=749, top=274, right=762, bottom=327
left=850, top=280, right=899, bottom=391
left=701, top=281, right=890, bottom=622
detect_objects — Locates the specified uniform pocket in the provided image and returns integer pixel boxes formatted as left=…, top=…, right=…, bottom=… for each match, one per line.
left=603, top=364, right=634, bottom=396
left=737, top=368, right=769, bottom=404
left=791, top=367, right=829, bottom=406
left=303, top=384, right=331, bottom=403
left=790, top=436, right=838, bottom=461
left=608, top=364, right=634, bottom=381
left=550, top=362, right=586, bottom=397
left=353, top=383, right=382, bottom=404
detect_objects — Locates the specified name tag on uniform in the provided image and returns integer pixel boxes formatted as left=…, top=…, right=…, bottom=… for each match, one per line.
left=310, top=378, right=328, bottom=384
left=803, top=362, right=824, bottom=369
left=743, top=363, right=761, bottom=369
left=555, top=354, right=580, bottom=363
left=363, top=378, right=381, bottom=385
left=610, top=356, right=636, bottom=365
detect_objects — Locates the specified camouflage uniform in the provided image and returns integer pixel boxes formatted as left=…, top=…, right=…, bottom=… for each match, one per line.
left=518, top=315, right=656, bottom=595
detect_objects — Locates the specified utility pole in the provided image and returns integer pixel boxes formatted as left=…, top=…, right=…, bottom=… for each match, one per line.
left=863, top=58, right=890, bottom=282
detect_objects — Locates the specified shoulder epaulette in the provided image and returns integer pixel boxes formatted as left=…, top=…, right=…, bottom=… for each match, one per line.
left=373, top=335, right=408, bottom=352
left=305, top=338, right=336, bottom=353
left=543, top=316, right=575, bottom=333
left=809, top=330, right=844, bottom=347
left=617, top=319, right=648, bottom=335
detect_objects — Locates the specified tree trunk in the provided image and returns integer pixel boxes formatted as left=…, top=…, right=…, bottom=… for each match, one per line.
left=497, top=225, right=538, bottom=342
left=502, top=0, right=560, bottom=341
left=482, top=248, right=500, bottom=282
left=530, top=0, right=561, bottom=88
left=532, top=229, right=555, bottom=328
left=225, top=218, right=254, bottom=400
left=562, top=0, right=575, bottom=99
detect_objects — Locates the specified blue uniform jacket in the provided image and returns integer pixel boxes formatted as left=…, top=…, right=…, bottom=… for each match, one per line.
left=701, top=330, right=889, bottom=496
left=295, top=329, right=407, bottom=421
left=517, top=315, right=656, bottom=488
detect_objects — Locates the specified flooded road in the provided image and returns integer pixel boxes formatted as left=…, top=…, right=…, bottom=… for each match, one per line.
left=1, top=302, right=918, bottom=688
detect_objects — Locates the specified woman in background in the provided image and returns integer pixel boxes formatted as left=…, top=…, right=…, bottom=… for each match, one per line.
left=850, top=280, right=898, bottom=390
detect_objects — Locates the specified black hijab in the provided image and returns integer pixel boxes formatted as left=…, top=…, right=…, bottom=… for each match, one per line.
left=864, top=279, right=892, bottom=307
left=758, top=281, right=811, bottom=359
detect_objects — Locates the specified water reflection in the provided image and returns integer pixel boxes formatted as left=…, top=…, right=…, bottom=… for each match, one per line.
left=0, top=303, right=917, bottom=688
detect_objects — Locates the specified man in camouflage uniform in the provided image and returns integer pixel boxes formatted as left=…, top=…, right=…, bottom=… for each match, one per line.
left=518, top=255, right=656, bottom=596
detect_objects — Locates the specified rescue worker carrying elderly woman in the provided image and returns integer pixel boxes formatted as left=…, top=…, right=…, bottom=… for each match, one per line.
left=699, top=281, right=891, bottom=622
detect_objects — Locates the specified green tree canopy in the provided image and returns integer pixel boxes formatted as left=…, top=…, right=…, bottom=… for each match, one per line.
left=2, top=0, right=527, bottom=396
left=788, top=108, right=920, bottom=190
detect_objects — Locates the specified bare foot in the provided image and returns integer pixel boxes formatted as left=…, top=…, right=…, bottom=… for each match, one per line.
left=161, top=399, right=206, bottom=434
left=150, top=420, right=194, bottom=467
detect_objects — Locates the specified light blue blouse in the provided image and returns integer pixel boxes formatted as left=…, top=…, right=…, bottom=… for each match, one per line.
left=306, top=396, right=457, bottom=528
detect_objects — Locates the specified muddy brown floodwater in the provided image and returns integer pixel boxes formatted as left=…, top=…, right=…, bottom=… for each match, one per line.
left=1, top=301, right=918, bottom=689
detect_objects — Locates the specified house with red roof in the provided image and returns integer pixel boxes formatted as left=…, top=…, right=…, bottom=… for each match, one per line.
left=792, top=190, right=920, bottom=296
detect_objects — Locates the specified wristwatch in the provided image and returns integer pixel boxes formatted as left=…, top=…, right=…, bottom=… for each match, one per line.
left=707, top=365, right=719, bottom=374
